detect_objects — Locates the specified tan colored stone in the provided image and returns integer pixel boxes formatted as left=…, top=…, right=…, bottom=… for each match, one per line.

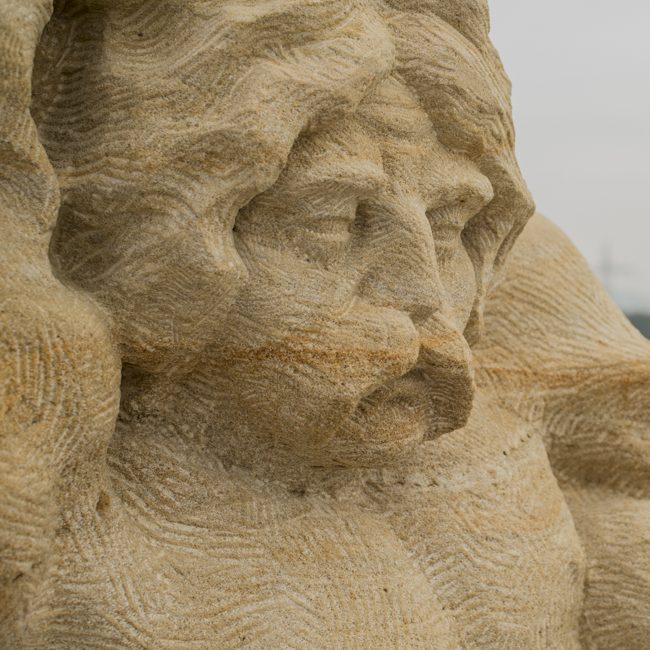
left=1, top=1, right=648, bottom=647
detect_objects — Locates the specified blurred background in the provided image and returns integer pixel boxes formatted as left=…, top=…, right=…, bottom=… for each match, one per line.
left=489, top=0, right=650, bottom=336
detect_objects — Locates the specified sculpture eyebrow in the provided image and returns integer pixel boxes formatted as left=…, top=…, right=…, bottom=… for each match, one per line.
left=294, top=160, right=387, bottom=195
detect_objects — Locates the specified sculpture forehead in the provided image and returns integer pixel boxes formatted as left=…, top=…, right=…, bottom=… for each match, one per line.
left=356, top=77, right=434, bottom=141
left=278, top=76, right=471, bottom=185
left=385, top=15, right=512, bottom=157
left=77, top=0, right=511, bottom=164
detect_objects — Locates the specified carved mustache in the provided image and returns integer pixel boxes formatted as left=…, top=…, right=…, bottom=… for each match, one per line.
left=344, top=309, right=476, bottom=443
left=212, top=301, right=474, bottom=452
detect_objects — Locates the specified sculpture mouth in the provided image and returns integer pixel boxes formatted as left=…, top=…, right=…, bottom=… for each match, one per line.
left=384, top=365, right=427, bottom=394
left=324, top=362, right=472, bottom=466
left=361, top=370, right=431, bottom=423
left=359, top=365, right=469, bottom=437
left=362, top=371, right=433, bottom=441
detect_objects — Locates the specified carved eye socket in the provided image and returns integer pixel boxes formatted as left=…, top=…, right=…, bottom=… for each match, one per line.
left=296, top=211, right=356, bottom=250
left=426, top=192, right=490, bottom=263
left=233, top=192, right=359, bottom=267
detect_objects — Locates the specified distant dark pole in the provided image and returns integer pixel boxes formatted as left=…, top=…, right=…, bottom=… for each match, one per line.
left=597, top=242, right=628, bottom=296
left=600, top=243, right=613, bottom=291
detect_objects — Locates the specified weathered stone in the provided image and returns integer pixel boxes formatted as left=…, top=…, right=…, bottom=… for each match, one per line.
left=1, top=1, right=648, bottom=647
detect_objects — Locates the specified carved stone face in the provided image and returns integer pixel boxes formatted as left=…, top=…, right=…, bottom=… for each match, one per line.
left=34, top=0, right=535, bottom=466
left=196, top=78, right=494, bottom=465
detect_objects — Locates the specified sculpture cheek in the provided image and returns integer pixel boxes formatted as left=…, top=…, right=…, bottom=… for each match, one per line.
left=206, top=264, right=420, bottom=451
left=50, top=212, right=248, bottom=374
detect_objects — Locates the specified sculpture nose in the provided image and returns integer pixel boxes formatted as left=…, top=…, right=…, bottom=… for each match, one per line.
left=356, top=196, right=444, bottom=324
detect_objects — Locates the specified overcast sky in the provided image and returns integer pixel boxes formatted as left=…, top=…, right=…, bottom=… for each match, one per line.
left=489, top=0, right=650, bottom=312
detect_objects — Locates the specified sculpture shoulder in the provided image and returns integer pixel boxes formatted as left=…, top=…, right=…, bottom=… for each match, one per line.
left=482, top=215, right=650, bottom=648
left=480, top=213, right=646, bottom=367
left=477, top=213, right=650, bottom=496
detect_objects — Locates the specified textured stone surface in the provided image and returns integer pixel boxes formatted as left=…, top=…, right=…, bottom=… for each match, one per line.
left=1, top=1, right=648, bottom=648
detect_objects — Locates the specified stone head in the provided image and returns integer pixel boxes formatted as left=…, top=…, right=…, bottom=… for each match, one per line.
left=33, top=0, right=534, bottom=466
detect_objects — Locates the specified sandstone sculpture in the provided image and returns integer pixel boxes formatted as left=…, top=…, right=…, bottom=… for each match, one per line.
left=2, top=1, right=649, bottom=648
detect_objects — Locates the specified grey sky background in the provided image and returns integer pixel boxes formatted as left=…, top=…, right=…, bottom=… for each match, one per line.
left=489, top=0, right=650, bottom=312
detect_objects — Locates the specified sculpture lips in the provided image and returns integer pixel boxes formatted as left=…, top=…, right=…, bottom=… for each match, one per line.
left=348, top=370, right=434, bottom=450
left=370, top=370, right=431, bottom=411
left=415, top=313, right=476, bottom=438
left=336, top=312, right=476, bottom=455
left=362, top=363, right=471, bottom=441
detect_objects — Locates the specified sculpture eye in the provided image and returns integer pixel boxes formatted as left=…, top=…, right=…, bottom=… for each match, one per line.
left=233, top=194, right=358, bottom=266
left=301, top=214, right=355, bottom=241
left=426, top=201, right=474, bottom=261
left=289, top=203, right=358, bottom=264
left=427, top=201, right=467, bottom=234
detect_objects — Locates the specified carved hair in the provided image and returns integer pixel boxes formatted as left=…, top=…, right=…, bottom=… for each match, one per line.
left=31, top=0, right=533, bottom=371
